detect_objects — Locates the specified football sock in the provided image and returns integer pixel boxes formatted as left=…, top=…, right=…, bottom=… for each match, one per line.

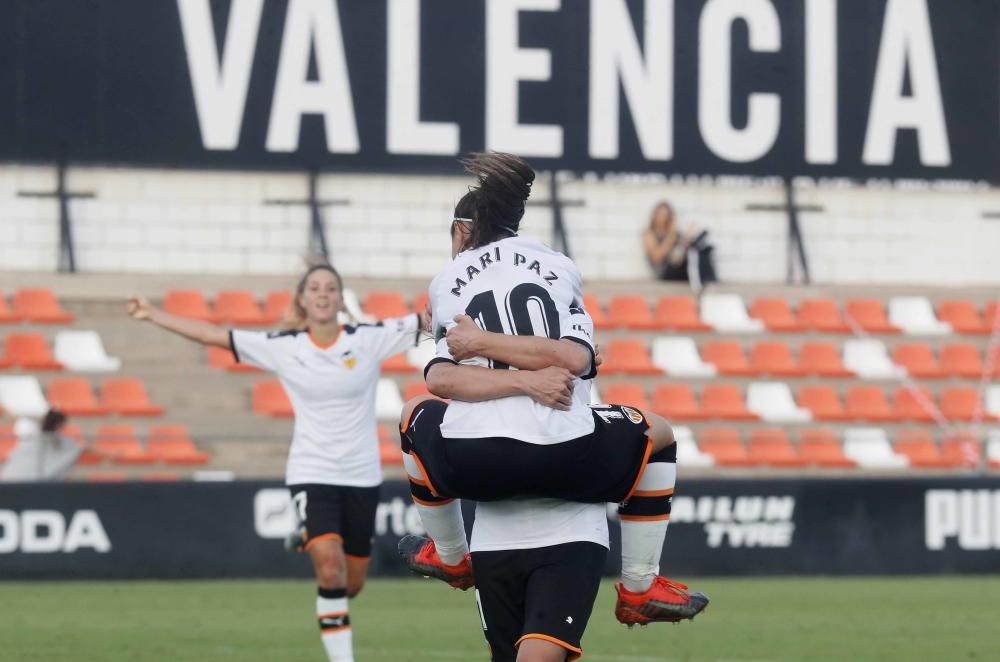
left=317, top=587, right=353, bottom=662
left=618, top=444, right=676, bottom=593
left=402, top=445, right=468, bottom=566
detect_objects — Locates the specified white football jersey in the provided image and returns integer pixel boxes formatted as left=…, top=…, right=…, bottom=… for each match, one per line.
left=427, top=235, right=597, bottom=444
left=471, top=499, right=609, bottom=553
left=231, top=314, right=420, bottom=487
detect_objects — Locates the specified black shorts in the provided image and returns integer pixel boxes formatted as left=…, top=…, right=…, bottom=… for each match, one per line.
left=288, top=484, right=380, bottom=558
left=472, top=542, right=606, bottom=662
left=402, top=400, right=652, bottom=504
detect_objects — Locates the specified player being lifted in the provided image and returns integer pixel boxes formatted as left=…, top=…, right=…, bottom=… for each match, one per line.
left=397, top=153, right=708, bottom=633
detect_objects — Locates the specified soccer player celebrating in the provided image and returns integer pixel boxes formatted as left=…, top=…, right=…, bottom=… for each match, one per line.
left=128, top=263, right=426, bottom=662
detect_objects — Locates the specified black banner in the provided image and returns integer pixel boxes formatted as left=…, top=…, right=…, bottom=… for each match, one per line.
left=0, top=0, right=997, bottom=181
left=1, top=478, right=998, bottom=580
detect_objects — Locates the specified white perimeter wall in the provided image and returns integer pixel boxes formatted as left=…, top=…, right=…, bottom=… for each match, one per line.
left=2, top=165, right=999, bottom=285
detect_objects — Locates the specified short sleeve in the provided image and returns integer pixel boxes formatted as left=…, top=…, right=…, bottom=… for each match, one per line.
left=365, top=313, right=421, bottom=361
left=230, top=330, right=279, bottom=372
left=559, top=265, right=597, bottom=379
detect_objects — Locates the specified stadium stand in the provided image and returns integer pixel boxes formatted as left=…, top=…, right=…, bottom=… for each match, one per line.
left=797, top=386, right=849, bottom=421
left=375, top=378, right=405, bottom=420
left=673, top=426, right=715, bottom=468
left=0, top=292, right=23, bottom=323
left=797, top=428, right=857, bottom=468
left=47, top=378, right=109, bottom=416
left=936, top=300, right=989, bottom=335
left=261, top=290, right=292, bottom=326
left=843, top=339, right=903, bottom=380
left=843, top=428, right=909, bottom=469
left=92, top=425, right=155, bottom=465
left=607, top=295, right=663, bottom=330
left=654, top=296, right=712, bottom=332
left=845, top=299, right=902, bottom=334
left=54, top=330, right=122, bottom=372
left=701, top=340, right=755, bottom=376
left=698, top=427, right=756, bottom=466
left=146, top=425, right=210, bottom=465
left=747, top=382, right=812, bottom=423
left=700, top=293, right=764, bottom=333
left=600, top=339, right=662, bottom=375
left=891, top=343, right=945, bottom=379
left=748, top=297, right=805, bottom=332
left=212, top=290, right=267, bottom=326
left=746, top=428, right=808, bottom=468
left=4, top=333, right=63, bottom=370
left=0, top=376, right=49, bottom=417
left=252, top=380, right=294, bottom=417
left=163, top=289, right=217, bottom=321
left=799, top=341, right=855, bottom=377
left=892, top=386, right=937, bottom=423
left=207, top=344, right=260, bottom=372
left=12, top=288, right=74, bottom=323
left=940, top=343, right=985, bottom=378
left=100, top=378, right=164, bottom=417
left=363, top=291, right=410, bottom=319
left=583, top=294, right=613, bottom=330
left=798, top=298, right=851, bottom=333
left=651, top=337, right=717, bottom=377
left=845, top=386, right=898, bottom=422
left=893, top=429, right=954, bottom=468
left=750, top=341, right=807, bottom=378
left=651, top=384, right=705, bottom=421
left=889, top=296, right=951, bottom=335
left=701, top=384, right=758, bottom=421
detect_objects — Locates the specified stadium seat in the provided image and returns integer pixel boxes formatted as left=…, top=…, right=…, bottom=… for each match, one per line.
left=252, top=380, right=294, bottom=417
left=989, top=347, right=1000, bottom=379
left=607, top=295, right=664, bottom=330
left=583, top=294, right=614, bottom=330
left=0, top=376, right=49, bottom=417
left=653, top=296, right=712, bottom=332
left=412, top=292, right=429, bottom=315
left=0, top=292, right=23, bottom=323
left=4, top=333, right=63, bottom=370
left=46, top=378, right=109, bottom=416
left=53, top=330, right=122, bottom=372
left=650, top=337, right=717, bottom=377
left=600, top=340, right=662, bottom=376
left=12, top=288, right=74, bottom=324
left=0, top=338, right=12, bottom=370
left=986, top=431, right=1000, bottom=469
left=749, top=298, right=805, bottom=332
left=364, top=291, right=410, bottom=320
left=163, top=289, right=218, bottom=322
left=651, top=384, right=705, bottom=421
left=746, top=382, right=812, bottom=423
left=701, top=385, right=758, bottom=421
left=673, top=426, right=714, bottom=467
left=985, top=301, right=1000, bottom=331
left=797, top=386, right=849, bottom=421
left=845, top=386, right=898, bottom=422
left=700, top=293, right=764, bottom=333
left=377, top=424, right=403, bottom=466
left=602, top=382, right=650, bottom=410
left=891, top=343, right=945, bottom=379
left=844, top=299, right=901, bottom=334
left=941, top=433, right=982, bottom=469
left=376, top=378, right=406, bottom=419
left=893, top=429, right=955, bottom=468
left=936, top=300, right=988, bottom=335
left=94, top=425, right=155, bottom=465
left=747, top=428, right=808, bottom=467
left=0, top=430, right=14, bottom=463
left=888, top=297, right=951, bottom=335
left=100, top=378, right=165, bottom=417
left=940, top=343, right=985, bottom=379
left=698, top=427, right=755, bottom=466
left=799, top=342, right=854, bottom=378
left=798, top=298, right=850, bottom=333
left=798, top=428, right=856, bottom=468
left=213, top=290, right=267, bottom=326
left=843, top=339, right=903, bottom=380
left=402, top=381, right=432, bottom=402
left=147, top=425, right=210, bottom=465
left=342, top=288, right=374, bottom=324
left=207, top=345, right=261, bottom=373
left=940, top=387, right=996, bottom=422
left=701, top=341, right=756, bottom=376
left=407, top=339, right=436, bottom=374
left=750, top=341, right=806, bottom=377
left=983, top=385, right=1000, bottom=420
left=262, top=291, right=293, bottom=326
left=892, top=386, right=937, bottom=423
left=843, top=427, right=908, bottom=469
left=382, top=353, right=418, bottom=374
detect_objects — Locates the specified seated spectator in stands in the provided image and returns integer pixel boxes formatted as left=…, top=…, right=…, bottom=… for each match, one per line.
left=643, top=201, right=717, bottom=287
left=1, top=409, right=80, bottom=481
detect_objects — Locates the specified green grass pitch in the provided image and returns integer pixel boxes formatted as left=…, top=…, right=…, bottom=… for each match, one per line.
left=2, top=576, right=998, bottom=661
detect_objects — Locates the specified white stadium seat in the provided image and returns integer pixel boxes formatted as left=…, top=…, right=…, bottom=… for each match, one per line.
left=700, top=293, right=765, bottom=333
left=340, top=288, right=376, bottom=325
left=888, top=297, right=952, bottom=336
left=843, top=427, right=908, bottom=469
left=0, top=376, right=50, bottom=417
left=986, top=430, right=1000, bottom=467
left=746, top=382, right=812, bottom=423
left=843, top=339, right=905, bottom=380
left=674, top=426, right=715, bottom=467
left=651, top=337, right=717, bottom=377
left=407, top=338, right=437, bottom=373
left=375, top=378, right=404, bottom=420
left=986, top=385, right=1000, bottom=420
left=54, top=330, right=122, bottom=372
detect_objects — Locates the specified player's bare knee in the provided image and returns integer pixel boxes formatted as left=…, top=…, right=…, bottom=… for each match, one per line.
left=316, top=562, right=346, bottom=589
left=346, top=579, right=365, bottom=599
left=516, top=639, right=569, bottom=662
left=644, top=411, right=675, bottom=453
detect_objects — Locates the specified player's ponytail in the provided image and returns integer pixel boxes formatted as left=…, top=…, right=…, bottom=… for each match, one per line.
left=454, top=152, right=535, bottom=252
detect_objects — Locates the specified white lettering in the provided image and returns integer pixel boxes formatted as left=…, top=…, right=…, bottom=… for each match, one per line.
left=63, top=510, right=111, bottom=554
left=958, top=490, right=991, bottom=550
left=926, top=490, right=1000, bottom=550
left=375, top=498, right=425, bottom=537
left=0, top=511, right=17, bottom=553
left=805, top=0, right=837, bottom=163
left=21, top=510, right=65, bottom=554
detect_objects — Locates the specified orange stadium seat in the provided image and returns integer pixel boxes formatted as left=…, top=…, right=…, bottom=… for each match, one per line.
left=378, top=425, right=403, bottom=466
left=364, top=291, right=410, bottom=319
left=0, top=292, right=23, bottom=323
left=936, top=300, right=988, bottom=335
left=940, top=343, right=985, bottom=379
left=747, top=428, right=808, bottom=467
left=207, top=345, right=261, bottom=373
left=892, top=386, right=936, bottom=423
left=985, top=301, right=1000, bottom=331
left=382, top=353, right=417, bottom=374
left=701, top=385, right=757, bottom=421
left=602, top=383, right=650, bottom=410
left=213, top=290, right=266, bottom=326
left=607, top=295, right=664, bottom=331
left=893, top=429, right=953, bottom=468
left=750, top=341, right=806, bottom=377
left=798, top=429, right=856, bottom=468
left=147, top=425, right=210, bottom=465
left=4, top=333, right=63, bottom=370
left=798, top=298, right=850, bottom=333
left=941, top=434, right=982, bottom=468
left=749, top=298, right=805, bottom=332
left=100, top=378, right=164, bottom=417
left=0, top=425, right=15, bottom=462
left=600, top=340, right=662, bottom=376
left=799, top=342, right=854, bottom=378
left=163, top=289, right=218, bottom=322
left=252, top=380, right=294, bottom=417
left=891, top=343, right=945, bottom=379
left=262, top=291, right=293, bottom=326
left=13, top=288, right=74, bottom=324
left=701, top=341, right=756, bottom=376
left=86, top=472, right=129, bottom=482
left=47, top=378, right=109, bottom=416
left=583, top=294, right=614, bottom=330
left=940, top=387, right=997, bottom=422
left=651, top=384, right=705, bottom=421
left=654, top=296, right=712, bottom=332
left=797, top=386, right=849, bottom=421
left=698, top=427, right=755, bottom=466
left=94, top=425, right=155, bottom=465
left=845, top=386, right=898, bottom=422
left=0, top=338, right=12, bottom=370
left=403, top=381, right=432, bottom=401
left=412, top=292, right=429, bottom=315
left=844, top=299, right=901, bottom=334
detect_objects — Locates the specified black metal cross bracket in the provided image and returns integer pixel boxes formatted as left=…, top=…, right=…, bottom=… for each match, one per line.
left=17, top=158, right=95, bottom=273
left=746, top=178, right=823, bottom=284
left=263, top=171, right=350, bottom=260
left=527, top=172, right=585, bottom=259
